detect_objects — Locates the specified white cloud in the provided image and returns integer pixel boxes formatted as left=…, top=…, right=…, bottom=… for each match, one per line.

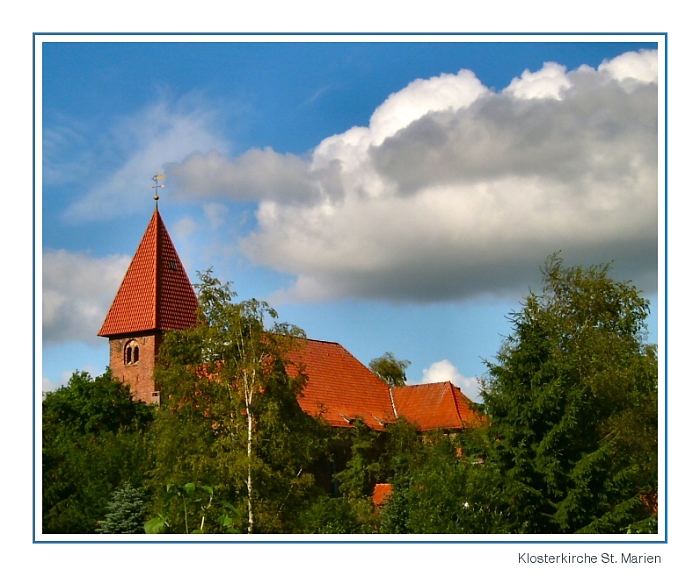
left=167, top=49, right=659, bottom=304
left=42, top=371, right=75, bottom=393
left=599, top=48, right=658, bottom=86
left=42, top=377, right=54, bottom=392
left=172, top=215, right=198, bottom=238
left=61, top=94, right=230, bottom=222
left=203, top=203, right=229, bottom=231
left=504, top=62, right=572, bottom=100
left=42, top=249, right=130, bottom=345
left=167, top=148, right=319, bottom=204
left=367, top=69, right=488, bottom=143
left=421, top=359, right=481, bottom=402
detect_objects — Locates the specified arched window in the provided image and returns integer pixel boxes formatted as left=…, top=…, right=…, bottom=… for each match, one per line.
left=125, top=340, right=140, bottom=365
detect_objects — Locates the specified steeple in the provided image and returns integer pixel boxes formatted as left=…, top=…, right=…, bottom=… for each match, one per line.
left=98, top=207, right=198, bottom=337
left=98, top=198, right=198, bottom=403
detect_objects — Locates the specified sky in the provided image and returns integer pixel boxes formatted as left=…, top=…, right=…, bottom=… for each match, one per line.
left=39, top=35, right=662, bottom=403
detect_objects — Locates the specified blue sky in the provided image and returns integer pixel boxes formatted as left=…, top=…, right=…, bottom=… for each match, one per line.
left=39, top=35, right=662, bottom=402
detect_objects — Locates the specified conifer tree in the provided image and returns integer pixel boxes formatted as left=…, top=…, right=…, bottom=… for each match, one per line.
left=96, top=482, right=147, bottom=534
left=480, top=254, right=658, bottom=534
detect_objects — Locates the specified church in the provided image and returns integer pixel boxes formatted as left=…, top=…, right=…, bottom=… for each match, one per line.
left=98, top=198, right=482, bottom=432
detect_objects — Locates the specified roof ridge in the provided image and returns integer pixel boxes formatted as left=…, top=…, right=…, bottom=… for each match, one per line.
left=446, top=381, right=465, bottom=423
left=303, top=337, right=342, bottom=346
left=412, top=380, right=451, bottom=388
left=154, top=208, right=162, bottom=329
left=388, top=386, right=398, bottom=419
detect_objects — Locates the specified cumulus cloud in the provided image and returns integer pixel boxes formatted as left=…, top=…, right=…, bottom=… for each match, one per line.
left=60, top=93, right=230, bottom=222
left=170, top=49, right=659, bottom=303
left=503, top=61, right=572, bottom=100
left=167, top=148, right=320, bottom=204
left=421, top=359, right=481, bottom=403
left=599, top=48, right=658, bottom=85
left=42, top=249, right=130, bottom=344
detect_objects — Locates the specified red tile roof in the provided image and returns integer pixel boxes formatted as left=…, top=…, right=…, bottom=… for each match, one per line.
left=98, top=208, right=198, bottom=337
left=372, top=483, right=393, bottom=506
left=286, top=339, right=483, bottom=432
left=287, top=339, right=398, bottom=430
left=97, top=209, right=483, bottom=431
left=392, top=381, right=484, bottom=431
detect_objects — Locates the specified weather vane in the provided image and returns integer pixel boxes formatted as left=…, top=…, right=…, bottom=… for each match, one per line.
left=152, top=173, right=165, bottom=206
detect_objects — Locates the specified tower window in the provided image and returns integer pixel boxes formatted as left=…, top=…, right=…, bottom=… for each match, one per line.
left=125, top=340, right=140, bottom=365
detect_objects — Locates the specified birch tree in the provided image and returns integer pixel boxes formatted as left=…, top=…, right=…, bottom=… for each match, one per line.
left=151, top=270, right=326, bottom=533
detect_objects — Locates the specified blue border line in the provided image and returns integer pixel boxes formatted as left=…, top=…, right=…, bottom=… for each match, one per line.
left=33, top=31, right=668, bottom=545
left=663, top=33, right=669, bottom=544
left=33, top=31, right=38, bottom=544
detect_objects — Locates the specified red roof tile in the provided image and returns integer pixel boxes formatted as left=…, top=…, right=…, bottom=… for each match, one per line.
left=392, top=381, right=483, bottom=431
left=286, top=340, right=483, bottom=431
left=287, top=339, right=397, bottom=430
left=372, top=483, right=393, bottom=506
left=98, top=208, right=198, bottom=337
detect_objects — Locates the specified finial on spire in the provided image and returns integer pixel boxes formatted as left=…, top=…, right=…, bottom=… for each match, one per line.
left=152, top=173, right=165, bottom=207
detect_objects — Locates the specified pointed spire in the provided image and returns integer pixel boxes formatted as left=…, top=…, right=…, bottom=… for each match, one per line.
left=98, top=208, right=198, bottom=337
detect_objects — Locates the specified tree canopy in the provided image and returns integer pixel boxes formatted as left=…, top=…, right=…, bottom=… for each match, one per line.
left=149, top=269, right=328, bottom=534
left=369, top=352, right=411, bottom=387
left=479, top=254, right=658, bottom=534
left=42, top=370, right=153, bottom=533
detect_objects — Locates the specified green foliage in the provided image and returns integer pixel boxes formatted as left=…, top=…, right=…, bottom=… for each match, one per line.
left=299, top=496, right=371, bottom=534
left=43, top=369, right=153, bottom=436
left=333, top=422, right=383, bottom=500
left=378, top=429, right=499, bottom=534
left=480, top=254, right=658, bottom=534
left=96, top=482, right=147, bottom=534
left=369, top=352, right=410, bottom=387
left=149, top=269, right=328, bottom=534
left=42, top=370, right=153, bottom=533
left=293, top=422, right=390, bottom=534
left=145, top=482, right=240, bottom=534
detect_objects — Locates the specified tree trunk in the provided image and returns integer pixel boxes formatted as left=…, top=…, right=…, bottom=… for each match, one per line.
left=245, top=372, right=254, bottom=534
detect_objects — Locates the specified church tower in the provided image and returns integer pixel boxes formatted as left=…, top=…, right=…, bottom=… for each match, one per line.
left=98, top=188, right=198, bottom=404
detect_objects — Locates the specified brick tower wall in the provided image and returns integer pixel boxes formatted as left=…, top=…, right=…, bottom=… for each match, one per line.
left=108, top=332, right=162, bottom=404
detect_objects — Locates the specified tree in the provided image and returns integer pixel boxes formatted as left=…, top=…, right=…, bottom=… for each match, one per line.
left=42, top=370, right=153, bottom=533
left=96, top=482, right=147, bottom=534
left=150, top=270, right=327, bottom=534
left=298, top=495, right=369, bottom=534
left=377, top=423, right=498, bottom=534
left=369, top=352, right=411, bottom=387
left=479, top=254, right=658, bottom=534
left=144, top=482, right=242, bottom=535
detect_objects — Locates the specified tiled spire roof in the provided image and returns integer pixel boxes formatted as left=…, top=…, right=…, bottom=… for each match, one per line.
left=98, top=208, right=198, bottom=337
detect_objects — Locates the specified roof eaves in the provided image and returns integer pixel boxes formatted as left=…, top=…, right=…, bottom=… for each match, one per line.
left=372, top=414, right=388, bottom=428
